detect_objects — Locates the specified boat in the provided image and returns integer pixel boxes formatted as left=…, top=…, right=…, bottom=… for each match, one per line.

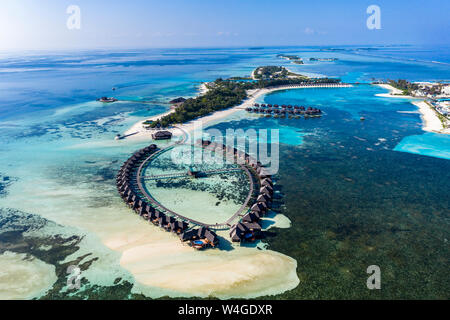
left=97, top=97, right=118, bottom=103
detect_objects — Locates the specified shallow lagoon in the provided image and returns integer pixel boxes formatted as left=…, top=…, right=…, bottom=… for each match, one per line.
left=208, top=84, right=449, bottom=299
left=0, top=46, right=449, bottom=299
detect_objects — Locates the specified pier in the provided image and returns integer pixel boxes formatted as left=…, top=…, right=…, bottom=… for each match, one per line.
left=116, top=133, right=277, bottom=248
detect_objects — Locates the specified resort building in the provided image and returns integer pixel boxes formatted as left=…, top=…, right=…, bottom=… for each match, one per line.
left=179, top=227, right=219, bottom=249
left=229, top=221, right=262, bottom=242
left=152, top=130, right=172, bottom=140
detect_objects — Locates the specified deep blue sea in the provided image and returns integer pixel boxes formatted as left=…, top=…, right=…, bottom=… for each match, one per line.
left=0, top=45, right=449, bottom=299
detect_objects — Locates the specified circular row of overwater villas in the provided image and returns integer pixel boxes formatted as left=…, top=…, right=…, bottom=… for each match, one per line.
left=198, top=139, right=275, bottom=243
left=246, top=103, right=322, bottom=116
left=116, top=144, right=219, bottom=250
left=116, top=140, right=275, bottom=249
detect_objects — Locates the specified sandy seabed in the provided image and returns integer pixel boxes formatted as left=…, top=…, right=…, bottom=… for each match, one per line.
left=0, top=251, right=57, bottom=299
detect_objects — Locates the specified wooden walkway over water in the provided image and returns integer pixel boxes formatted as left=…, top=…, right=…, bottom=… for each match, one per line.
left=134, top=127, right=255, bottom=230
left=141, top=167, right=243, bottom=180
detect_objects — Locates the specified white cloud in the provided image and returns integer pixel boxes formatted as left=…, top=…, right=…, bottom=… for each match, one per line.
left=304, top=27, right=315, bottom=35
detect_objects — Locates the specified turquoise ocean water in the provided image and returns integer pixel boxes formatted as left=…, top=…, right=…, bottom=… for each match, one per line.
left=0, top=45, right=449, bottom=299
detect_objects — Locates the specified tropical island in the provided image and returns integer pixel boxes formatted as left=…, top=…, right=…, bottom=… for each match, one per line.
left=309, top=57, right=338, bottom=62
left=252, top=65, right=306, bottom=80
left=146, top=68, right=340, bottom=128
left=375, top=79, right=450, bottom=133
left=277, top=54, right=304, bottom=64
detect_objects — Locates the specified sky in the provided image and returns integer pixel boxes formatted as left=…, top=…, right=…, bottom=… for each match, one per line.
left=0, top=0, right=449, bottom=50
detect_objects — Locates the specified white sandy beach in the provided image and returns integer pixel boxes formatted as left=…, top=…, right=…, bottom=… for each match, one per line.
left=375, top=83, right=416, bottom=99
left=122, top=84, right=352, bottom=142
left=375, top=84, right=447, bottom=134
left=412, top=100, right=445, bottom=133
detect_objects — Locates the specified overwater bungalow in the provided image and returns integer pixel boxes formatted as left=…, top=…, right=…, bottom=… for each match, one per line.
left=259, top=168, right=272, bottom=179
left=260, top=186, right=273, bottom=196
left=162, top=216, right=176, bottom=231
left=138, top=205, right=148, bottom=217
left=257, top=193, right=271, bottom=205
left=242, top=211, right=260, bottom=223
left=131, top=199, right=140, bottom=210
left=185, top=227, right=219, bottom=249
left=152, top=210, right=165, bottom=225
left=158, top=215, right=169, bottom=229
left=144, top=144, right=157, bottom=152
left=179, top=229, right=199, bottom=242
left=254, top=103, right=260, bottom=107
left=229, top=223, right=246, bottom=242
left=250, top=210, right=262, bottom=220
left=125, top=193, right=133, bottom=203
left=170, top=220, right=188, bottom=234
left=230, top=221, right=261, bottom=242
left=251, top=202, right=267, bottom=215
left=152, top=130, right=172, bottom=140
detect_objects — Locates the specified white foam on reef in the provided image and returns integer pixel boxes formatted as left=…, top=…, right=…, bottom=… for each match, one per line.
left=0, top=251, right=57, bottom=299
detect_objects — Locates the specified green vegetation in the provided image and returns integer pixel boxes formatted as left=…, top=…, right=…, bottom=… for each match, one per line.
left=227, top=76, right=253, bottom=81
left=277, top=54, right=304, bottom=64
left=149, top=73, right=341, bottom=128
left=253, top=66, right=287, bottom=79
left=253, top=65, right=307, bottom=80
left=388, top=79, right=419, bottom=95
left=150, top=79, right=246, bottom=128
